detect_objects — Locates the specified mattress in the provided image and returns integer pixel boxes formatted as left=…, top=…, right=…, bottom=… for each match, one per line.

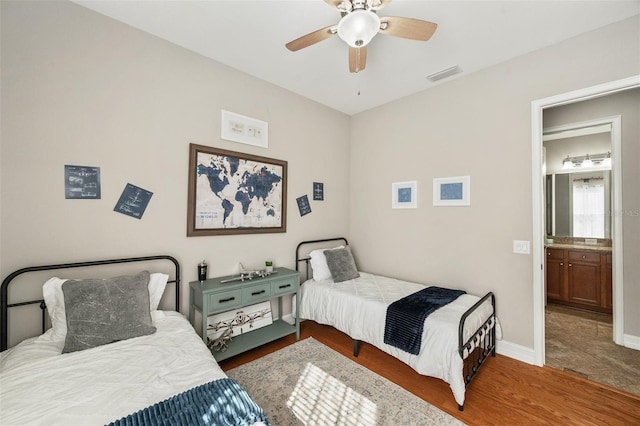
left=298, top=272, right=497, bottom=406
left=0, top=311, right=228, bottom=425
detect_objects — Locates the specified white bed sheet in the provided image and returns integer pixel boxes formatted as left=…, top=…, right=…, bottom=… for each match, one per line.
left=0, top=311, right=227, bottom=425
left=298, top=272, right=497, bottom=407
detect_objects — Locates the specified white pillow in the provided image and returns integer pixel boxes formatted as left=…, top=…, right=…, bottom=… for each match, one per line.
left=309, top=246, right=344, bottom=281
left=148, top=273, right=169, bottom=311
left=40, top=277, right=68, bottom=342
left=36, top=272, right=168, bottom=343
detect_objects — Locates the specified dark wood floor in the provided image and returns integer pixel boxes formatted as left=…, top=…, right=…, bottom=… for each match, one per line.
left=219, top=320, right=640, bottom=425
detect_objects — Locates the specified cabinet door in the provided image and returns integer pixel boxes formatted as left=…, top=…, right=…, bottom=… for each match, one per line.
left=546, top=249, right=565, bottom=301
left=603, top=254, right=612, bottom=310
left=568, top=254, right=601, bottom=307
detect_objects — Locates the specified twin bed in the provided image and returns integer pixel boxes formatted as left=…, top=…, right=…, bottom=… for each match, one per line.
left=295, top=238, right=498, bottom=411
left=0, top=255, right=268, bottom=425
left=1, top=240, right=497, bottom=423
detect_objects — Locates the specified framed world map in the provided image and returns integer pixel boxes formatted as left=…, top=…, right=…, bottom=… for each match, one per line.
left=187, top=144, right=287, bottom=236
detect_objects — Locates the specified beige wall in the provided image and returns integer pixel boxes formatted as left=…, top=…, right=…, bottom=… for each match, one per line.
left=349, top=16, right=639, bottom=350
left=0, top=1, right=350, bottom=343
left=544, top=88, right=640, bottom=337
left=1, top=1, right=639, bottom=355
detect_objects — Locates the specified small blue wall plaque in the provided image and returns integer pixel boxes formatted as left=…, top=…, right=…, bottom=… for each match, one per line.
left=313, top=182, right=324, bottom=201
left=65, top=165, right=101, bottom=199
left=296, top=194, right=312, bottom=216
left=114, top=183, right=153, bottom=219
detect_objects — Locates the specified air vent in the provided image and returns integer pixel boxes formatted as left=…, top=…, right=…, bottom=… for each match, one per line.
left=426, top=65, right=461, bottom=82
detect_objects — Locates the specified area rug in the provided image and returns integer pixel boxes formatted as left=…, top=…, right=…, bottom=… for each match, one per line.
left=226, top=337, right=464, bottom=425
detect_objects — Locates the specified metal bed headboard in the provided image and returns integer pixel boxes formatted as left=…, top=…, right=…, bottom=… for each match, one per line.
left=1, top=255, right=180, bottom=351
left=295, top=237, right=349, bottom=281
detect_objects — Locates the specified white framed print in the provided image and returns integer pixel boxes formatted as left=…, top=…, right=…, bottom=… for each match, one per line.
left=221, top=110, right=268, bottom=148
left=392, top=181, right=418, bottom=209
left=433, top=176, right=470, bottom=206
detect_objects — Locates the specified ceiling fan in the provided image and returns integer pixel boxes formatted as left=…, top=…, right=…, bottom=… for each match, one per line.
left=285, top=0, right=437, bottom=73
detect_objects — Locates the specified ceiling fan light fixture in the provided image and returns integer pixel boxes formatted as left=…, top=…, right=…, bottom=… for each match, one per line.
left=337, top=9, right=380, bottom=48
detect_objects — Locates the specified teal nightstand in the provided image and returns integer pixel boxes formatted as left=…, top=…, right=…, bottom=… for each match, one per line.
left=189, top=267, right=300, bottom=361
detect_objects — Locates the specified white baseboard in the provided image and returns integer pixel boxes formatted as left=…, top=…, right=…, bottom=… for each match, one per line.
left=496, top=334, right=639, bottom=366
left=496, top=340, right=536, bottom=365
left=623, top=333, right=640, bottom=350
left=282, top=313, right=295, bottom=325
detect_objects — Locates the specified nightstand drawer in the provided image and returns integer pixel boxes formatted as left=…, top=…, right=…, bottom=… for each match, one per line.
left=271, top=276, right=297, bottom=296
left=208, top=289, right=243, bottom=313
left=242, top=282, right=272, bottom=304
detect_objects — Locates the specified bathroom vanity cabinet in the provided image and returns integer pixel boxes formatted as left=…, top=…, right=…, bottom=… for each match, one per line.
left=546, top=247, right=612, bottom=314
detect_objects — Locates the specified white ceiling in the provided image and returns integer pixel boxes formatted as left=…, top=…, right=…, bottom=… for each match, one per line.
left=73, top=1, right=640, bottom=116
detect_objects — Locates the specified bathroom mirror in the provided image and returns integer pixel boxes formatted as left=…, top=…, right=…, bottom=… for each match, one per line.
left=545, top=170, right=611, bottom=238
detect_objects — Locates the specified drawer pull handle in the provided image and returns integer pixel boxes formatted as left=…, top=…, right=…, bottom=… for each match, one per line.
left=219, top=297, right=235, bottom=303
left=582, top=255, right=586, bottom=259
left=279, top=284, right=292, bottom=289
left=251, top=290, right=266, bottom=296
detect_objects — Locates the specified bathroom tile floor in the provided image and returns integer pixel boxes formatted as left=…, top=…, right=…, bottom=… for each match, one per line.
left=545, top=303, right=640, bottom=397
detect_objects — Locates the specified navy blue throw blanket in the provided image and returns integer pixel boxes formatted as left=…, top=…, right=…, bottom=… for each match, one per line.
left=108, top=378, right=269, bottom=426
left=384, top=286, right=466, bottom=355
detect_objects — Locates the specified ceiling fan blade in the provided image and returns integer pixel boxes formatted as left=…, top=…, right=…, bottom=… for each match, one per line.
left=379, top=16, right=437, bottom=42
left=349, top=46, right=368, bottom=73
left=285, top=24, right=337, bottom=52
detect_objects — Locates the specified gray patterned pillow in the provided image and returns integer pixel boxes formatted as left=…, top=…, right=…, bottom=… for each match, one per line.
left=324, top=246, right=360, bottom=283
left=61, top=271, right=156, bottom=353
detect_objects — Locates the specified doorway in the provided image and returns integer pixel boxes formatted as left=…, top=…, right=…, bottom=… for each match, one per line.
left=540, top=119, right=640, bottom=394
left=531, top=75, right=640, bottom=369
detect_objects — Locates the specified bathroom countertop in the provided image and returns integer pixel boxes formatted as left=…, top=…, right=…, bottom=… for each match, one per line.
left=545, top=243, right=612, bottom=253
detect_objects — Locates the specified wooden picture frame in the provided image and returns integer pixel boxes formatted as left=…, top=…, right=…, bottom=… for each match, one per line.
left=187, top=144, right=287, bottom=236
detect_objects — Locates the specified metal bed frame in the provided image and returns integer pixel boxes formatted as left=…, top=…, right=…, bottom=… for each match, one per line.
left=1, top=255, right=180, bottom=352
left=295, top=237, right=496, bottom=411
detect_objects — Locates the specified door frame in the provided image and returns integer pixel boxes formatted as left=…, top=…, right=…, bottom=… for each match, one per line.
left=531, top=75, right=640, bottom=367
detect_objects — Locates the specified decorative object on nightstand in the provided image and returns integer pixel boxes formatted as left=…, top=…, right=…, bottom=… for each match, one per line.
left=198, top=260, right=208, bottom=282
left=189, top=267, right=300, bottom=361
left=265, top=261, right=273, bottom=273
left=206, top=301, right=272, bottom=353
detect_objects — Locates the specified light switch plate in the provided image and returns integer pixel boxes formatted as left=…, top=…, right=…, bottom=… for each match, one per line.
left=513, top=240, right=531, bottom=254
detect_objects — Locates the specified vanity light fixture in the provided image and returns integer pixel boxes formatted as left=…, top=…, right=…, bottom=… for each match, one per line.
left=560, top=152, right=611, bottom=170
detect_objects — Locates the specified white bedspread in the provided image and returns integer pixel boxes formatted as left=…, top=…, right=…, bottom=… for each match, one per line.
left=0, top=311, right=227, bottom=425
left=298, top=272, right=496, bottom=407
